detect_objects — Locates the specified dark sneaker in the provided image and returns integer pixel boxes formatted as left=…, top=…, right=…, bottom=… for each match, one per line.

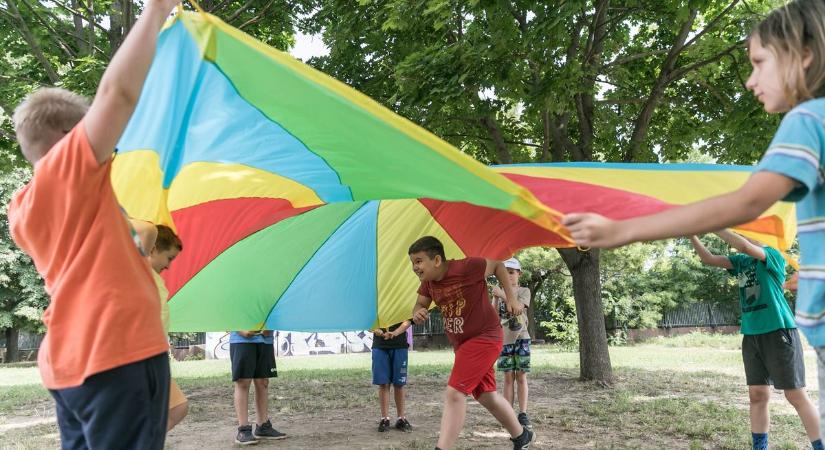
left=378, top=418, right=391, bottom=432
left=235, top=425, right=259, bottom=446
left=517, top=412, right=532, bottom=430
left=254, top=420, right=286, bottom=440
left=511, top=427, right=534, bottom=450
left=394, top=417, right=413, bottom=432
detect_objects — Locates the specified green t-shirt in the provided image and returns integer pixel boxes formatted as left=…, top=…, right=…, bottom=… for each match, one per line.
left=727, top=247, right=794, bottom=335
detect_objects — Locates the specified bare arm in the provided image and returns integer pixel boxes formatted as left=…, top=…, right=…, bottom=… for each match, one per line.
left=129, top=219, right=157, bottom=256
left=412, top=295, right=431, bottom=325
left=489, top=259, right=523, bottom=316
left=562, top=172, right=797, bottom=248
left=715, top=230, right=766, bottom=261
left=84, top=0, right=179, bottom=164
left=386, top=320, right=412, bottom=339
left=689, top=236, right=733, bottom=269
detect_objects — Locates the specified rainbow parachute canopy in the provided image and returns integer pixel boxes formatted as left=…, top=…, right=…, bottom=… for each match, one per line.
left=111, top=12, right=796, bottom=332
left=112, top=10, right=560, bottom=234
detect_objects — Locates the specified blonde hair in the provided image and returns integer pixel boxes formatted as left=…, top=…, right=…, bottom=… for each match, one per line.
left=753, top=0, right=825, bottom=107
left=12, top=87, right=89, bottom=156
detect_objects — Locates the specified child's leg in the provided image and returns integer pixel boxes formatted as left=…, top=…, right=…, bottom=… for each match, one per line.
left=167, top=378, right=188, bottom=431
left=167, top=401, right=189, bottom=431
left=436, top=386, right=468, bottom=450
left=234, top=379, right=252, bottom=426
left=253, top=378, right=269, bottom=424
left=393, top=385, right=405, bottom=418
left=515, top=371, right=529, bottom=413
left=515, top=338, right=531, bottom=413
left=476, top=391, right=523, bottom=436
left=392, top=348, right=408, bottom=418
left=379, top=384, right=391, bottom=417
left=498, top=343, right=516, bottom=405
left=784, top=388, right=820, bottom=440
left=748, top=385, right=770, bottom=433
left=503, top=371, right=515, bottom=406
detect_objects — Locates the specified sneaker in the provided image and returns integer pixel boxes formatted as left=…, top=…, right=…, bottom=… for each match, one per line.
left=378, top=418, right=391, bottom=432
left=517, top=412, right=532, bottom=430
left=511, top=427, right=534, bottom=450
left=235, top=425, right=259, bottom=446
left=254, top=420, right=287, bottom=440
left=394, top=417, right=413, bottom=432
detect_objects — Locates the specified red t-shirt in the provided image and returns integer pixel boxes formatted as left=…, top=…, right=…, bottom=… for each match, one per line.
left=417, top=257, right=503, bottom=348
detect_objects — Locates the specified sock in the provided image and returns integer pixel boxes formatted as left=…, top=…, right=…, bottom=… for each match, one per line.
left=812, top=439, right=824, bottom=450
left=752, top=432, right=768, bottom=450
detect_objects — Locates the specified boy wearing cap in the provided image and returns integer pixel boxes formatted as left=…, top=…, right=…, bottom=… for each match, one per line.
left=491, top=258, right=533, bottom=430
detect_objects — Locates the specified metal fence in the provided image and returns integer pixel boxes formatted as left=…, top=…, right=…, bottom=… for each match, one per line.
left=657, top=302, right=740, bottom=328
left=412, top=309, right=444, bottom=336
left=414, top=301, right=740, bottom=338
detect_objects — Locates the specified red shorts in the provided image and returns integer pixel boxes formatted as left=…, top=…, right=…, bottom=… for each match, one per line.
left=448, top=337, right=502, bottom=399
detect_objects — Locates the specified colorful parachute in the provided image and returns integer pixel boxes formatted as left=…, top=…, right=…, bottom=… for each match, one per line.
left=112, top=10, right=559, bottom=234
left=111, top=11, right=796, bottom=332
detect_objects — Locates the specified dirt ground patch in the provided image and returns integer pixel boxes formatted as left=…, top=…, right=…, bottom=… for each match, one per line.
left=0, top=360, right=811, bottom=449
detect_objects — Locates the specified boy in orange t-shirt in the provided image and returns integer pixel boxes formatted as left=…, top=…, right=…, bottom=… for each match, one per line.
left=7, top=0, right=178, bottom=448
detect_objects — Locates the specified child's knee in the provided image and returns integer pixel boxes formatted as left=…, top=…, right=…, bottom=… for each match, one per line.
left=748, top=387, right=770, bottom=405
left=253, top=378, right=269, bottom=388
left=783, top=388, right=808, bottom=405
left=444, top=386, right=466, bottom=402
left=235, top=378, right=252, bottom=388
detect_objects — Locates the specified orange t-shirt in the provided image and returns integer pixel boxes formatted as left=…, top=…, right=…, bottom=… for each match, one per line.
left=8, top=122, right=168, bottom=389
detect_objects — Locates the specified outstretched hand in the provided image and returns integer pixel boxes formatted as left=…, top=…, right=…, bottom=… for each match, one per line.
left=562, top=213, right=629, bottom=248
left=412, top=308, right=429, bottom=325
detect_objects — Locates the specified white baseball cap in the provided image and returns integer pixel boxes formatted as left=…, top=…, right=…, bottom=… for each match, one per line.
left=504, top=258, right=521, bottom=271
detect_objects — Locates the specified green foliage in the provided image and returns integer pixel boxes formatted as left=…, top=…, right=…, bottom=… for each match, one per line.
left=530, top=236, right=743, bottom=346
left=0, top=0, right=310, bottom=170
left=309, top=0, right=777, bottom=164
left=0, top=168, right=48, bottom=333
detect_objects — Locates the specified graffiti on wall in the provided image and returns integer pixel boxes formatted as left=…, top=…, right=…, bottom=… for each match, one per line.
left=205, top=331, right=378, bottom=359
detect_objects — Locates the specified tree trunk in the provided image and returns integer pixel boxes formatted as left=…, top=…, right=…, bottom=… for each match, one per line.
left=4, top=328, right=20, bottom=363
left=557, top=247, right=614, bottom=384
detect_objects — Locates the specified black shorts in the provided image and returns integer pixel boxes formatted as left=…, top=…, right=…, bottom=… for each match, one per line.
left=230, top=342, right=277, bottom=381
left=742, top=328, right=805, bottom=390
left=49, top=352, right=169, bottom=450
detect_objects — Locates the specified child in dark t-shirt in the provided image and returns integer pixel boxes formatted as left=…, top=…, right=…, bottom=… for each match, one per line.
left=372, top=320, right=412, bottom=432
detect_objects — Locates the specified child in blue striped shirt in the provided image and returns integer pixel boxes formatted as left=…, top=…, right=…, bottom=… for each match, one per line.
left=563, top=1, right=825, bottom=449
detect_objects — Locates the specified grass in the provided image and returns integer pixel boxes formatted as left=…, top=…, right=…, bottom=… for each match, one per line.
left=0, top=332, right=818, bottom=448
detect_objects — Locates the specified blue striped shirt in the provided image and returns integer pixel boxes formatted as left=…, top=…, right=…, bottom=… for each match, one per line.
left=756, top=98, right=825, bottom=346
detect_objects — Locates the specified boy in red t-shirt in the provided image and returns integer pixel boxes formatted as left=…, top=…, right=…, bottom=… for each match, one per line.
left=409, top=236, right=535, bottom=450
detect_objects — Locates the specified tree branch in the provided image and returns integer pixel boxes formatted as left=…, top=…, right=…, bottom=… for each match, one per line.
left=238, top=0, right=276, bottom=30
left=50, top=0, right=109, bottom=35
left=668, top=40, right=744, bottom=82
left=682, top=0, right=740, bottom=49
left=624, top=7, right=698, bottom=162
left=5, top=0, right=60, bottom=83
left=602, top=49, right=669, bottom=68
left=225, top=0, right=256, bottom=23
left=479, top=116, right=514, bottom=164
left=18, top=0, right=77, bottom=58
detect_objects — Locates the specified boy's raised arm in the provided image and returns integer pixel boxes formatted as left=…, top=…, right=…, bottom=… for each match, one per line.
left=690, top=236, right=733, bottom=269
left=715, top=230, right=767, bottom=262
left=85, top=0, right=179, bottom=164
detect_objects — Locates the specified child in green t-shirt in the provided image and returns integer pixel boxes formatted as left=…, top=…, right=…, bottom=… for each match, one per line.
left=691, top=230, right=821, bottom=450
